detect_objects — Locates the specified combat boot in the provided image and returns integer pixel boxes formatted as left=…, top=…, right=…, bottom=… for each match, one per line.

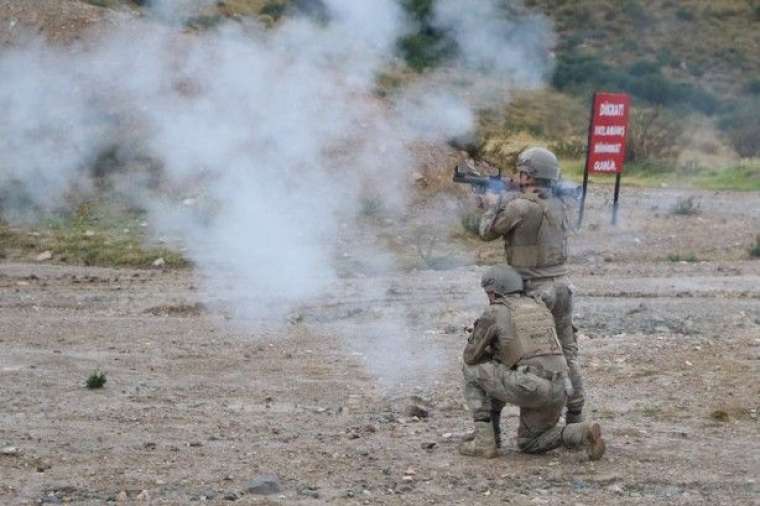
left=458, top=421, right=498, bottom=458
left=562, top=421, right=606, bottom=461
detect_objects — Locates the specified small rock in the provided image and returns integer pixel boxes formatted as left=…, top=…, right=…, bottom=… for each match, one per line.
left=36, top=461, right=52, bottom=472
left=420, top=441, right=437, bottom=450
left=199, top=490, right=217, bottom=500
left=298, top=486, right=320, bottom=499
left=403, top=404, right=429, bottom=419
left=84, top=230, right=95, bottom=237
left=136, top=490, right=150, bottom=502
left=36, top=251, right=53, bottom=262
left=223, top=492, right=238, bottom=501
left=606, top=484, right=624, bottom=495
left=116, top=491, right=129, bottom=502
left=40, top=494, right=61, bottom=504
left=246, top=474, right=281, bottom=495
left=188, top=441, right=203, bottom=447
left=1, top=446, right=20, bottom=456
left=152, top=257, right=166, bottom=267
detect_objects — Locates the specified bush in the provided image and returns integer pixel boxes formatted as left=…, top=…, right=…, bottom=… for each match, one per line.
left=718, top=98, right=760, bottom=157
left=621, top=0, right=650, bottom=28
left=745, top=78, right=760, bottom=95
left=260, top=1, right=287, bottom=21
left=86, top=370, right=107, bottom=389
left=626, top=107, right=682, bottom=162
left=675, top=7, right=694, bottom=21
left=670, top=196, right=700, bottom=216
left=629, top=60, right=660, bottom=76
left=750, top=235, right=760, bottom=259
left=396, top=0, right=458, bottom=72
left=667, top=253, right=698, bottom=262
left=552, top=50, right=718, bottom=114
left=398, top=31, right=456, bottom=72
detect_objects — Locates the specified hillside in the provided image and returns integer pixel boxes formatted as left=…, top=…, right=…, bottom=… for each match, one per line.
left=1, top=0, right=758, bottom=179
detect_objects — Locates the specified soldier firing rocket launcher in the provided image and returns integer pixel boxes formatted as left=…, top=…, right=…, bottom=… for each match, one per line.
left=452, top=160, right=582, bottom=201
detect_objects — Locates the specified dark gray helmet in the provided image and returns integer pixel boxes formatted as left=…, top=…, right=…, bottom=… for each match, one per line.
left=481, top=265, right=524, bottom=296
left=517, top=147, right=560, bottom=182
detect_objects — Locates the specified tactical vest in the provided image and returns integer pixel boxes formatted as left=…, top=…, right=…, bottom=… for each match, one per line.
left=505, top=194, right=568, bottom=269
left=496, top=297, right=563, bottom=368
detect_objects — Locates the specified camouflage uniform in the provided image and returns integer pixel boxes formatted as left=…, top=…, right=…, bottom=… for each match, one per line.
left=479, top=191, right=585, bottom=419
left=460, top=294, right=603, bottom=457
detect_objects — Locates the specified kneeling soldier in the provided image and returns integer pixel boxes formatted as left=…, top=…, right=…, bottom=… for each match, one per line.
left=459, top=265, right=605, bottom=460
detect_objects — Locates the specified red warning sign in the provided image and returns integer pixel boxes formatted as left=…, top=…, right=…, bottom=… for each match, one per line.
left=586, top=92, right=630, bottom=175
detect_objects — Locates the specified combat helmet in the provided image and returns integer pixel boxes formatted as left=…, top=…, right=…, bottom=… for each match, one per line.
left=517, top=147, right=560, bottom=182
left=481, top=265, right=524, bottom=297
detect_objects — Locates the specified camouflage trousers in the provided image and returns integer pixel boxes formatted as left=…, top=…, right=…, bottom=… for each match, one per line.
left=462, top=361, right=568, bottom=453
left=524, top=276, right=584, bottom=414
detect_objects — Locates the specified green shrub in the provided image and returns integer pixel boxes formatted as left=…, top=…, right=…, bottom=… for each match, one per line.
left=670, top=196, right=700, bottom=216
left=718, top=97, right=760, bottom=157
left=750, top=235, right=760, bottom=259
left=745, top=78, right=760, bottom=95
left=398, top=31, right=456, bottom=71
left=667, top=253, right=698, bottom=262
left=397, top=0, right=457, bottom=71
left=625, top=108, right=682, bottom=162
left=86, top=370, right=107, bottom=389
left=629, top=60, right=660, bottom=76
left=260, top=1, right=287, bottom=21
left=675, top=7, right=694, bottom=21
left=552, top=50, right=718, bottom=114
left=621, top=0, right=650, bottom=28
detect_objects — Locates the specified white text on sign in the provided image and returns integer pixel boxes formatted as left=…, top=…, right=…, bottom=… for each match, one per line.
left=593, top=160, right=617, bottom=172
left=593, top=143, right=622, bottom=154
left=593, top=125, right=626, bottom=136
left=600, top=102, right=625, bottom=116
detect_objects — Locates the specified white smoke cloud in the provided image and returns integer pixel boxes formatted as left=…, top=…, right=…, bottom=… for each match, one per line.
left=0, top=0, right=554, bottom=386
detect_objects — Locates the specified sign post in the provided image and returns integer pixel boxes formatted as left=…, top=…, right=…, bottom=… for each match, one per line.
left=577, top=92, right=631, bottom=227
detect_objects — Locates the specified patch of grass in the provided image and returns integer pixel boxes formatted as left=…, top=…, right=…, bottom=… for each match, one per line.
left=561, top=159, right=760, bottom=192
left=709, top=409, right=730, bottom=422
left=86, top=370, right=107, bottom=389
left=359, top=196, right=385, bottom=218
left=641, top=406, right=661, bottom=418
left=0, top=202, right=188, bottom=268
left=82, top=0, right=122, bottom=7
left=749, top=235, right=760, bottom=259
left=667, top=253, right=698, bottom=263
left=670, top=196, right=700, bottom=215
left=692, top=162, right=760, bottom=191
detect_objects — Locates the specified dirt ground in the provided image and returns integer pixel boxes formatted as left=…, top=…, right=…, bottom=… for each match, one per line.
left=1, top=187, right=759, bottom=505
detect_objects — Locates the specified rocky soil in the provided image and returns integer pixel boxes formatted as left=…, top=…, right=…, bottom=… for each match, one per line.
left=2, top=187, right=760, bottom=505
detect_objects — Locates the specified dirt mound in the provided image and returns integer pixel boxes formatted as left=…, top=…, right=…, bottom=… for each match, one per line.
left=0, top=0, right=124, bottom=45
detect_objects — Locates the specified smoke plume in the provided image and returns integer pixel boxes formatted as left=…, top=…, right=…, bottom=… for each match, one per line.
left=0, top=0, right=554, bottom=386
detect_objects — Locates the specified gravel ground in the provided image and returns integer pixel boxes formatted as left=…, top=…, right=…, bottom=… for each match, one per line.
left=2, top=187, right=760, bottom=505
